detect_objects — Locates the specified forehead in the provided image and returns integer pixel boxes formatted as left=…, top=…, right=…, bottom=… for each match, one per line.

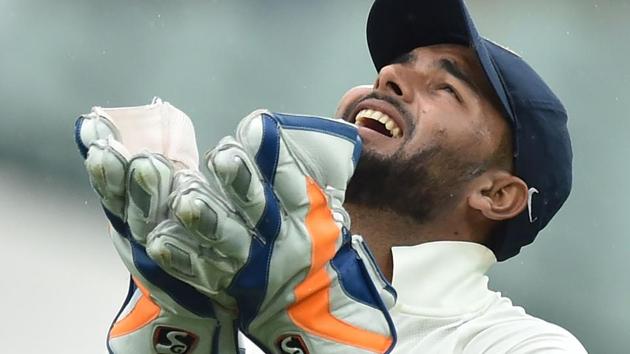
left=405, top=44, right=500, bottom=106
left=403, top=44, right=479, bottom=73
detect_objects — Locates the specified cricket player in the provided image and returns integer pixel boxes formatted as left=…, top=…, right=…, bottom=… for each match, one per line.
left=76, top=0, right=587, bottom=353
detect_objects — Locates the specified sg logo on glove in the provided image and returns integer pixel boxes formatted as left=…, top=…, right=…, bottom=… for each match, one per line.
left=276, top=334, right=309, bottom=354
left=153, top=326, right=198, bottom=354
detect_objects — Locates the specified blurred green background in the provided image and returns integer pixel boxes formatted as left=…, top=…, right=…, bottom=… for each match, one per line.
left=0, top=0, right=627, bottom=352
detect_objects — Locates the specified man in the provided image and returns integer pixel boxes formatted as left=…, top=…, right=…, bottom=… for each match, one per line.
left=331, top=0, right=584, bottom=350
left=77, top=0, right=586, bottom=352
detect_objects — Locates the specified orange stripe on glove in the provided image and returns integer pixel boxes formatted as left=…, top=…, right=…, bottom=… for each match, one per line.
left=287, top=177, right=393, bottom=353
left=109, top=278, right=161, bottom=338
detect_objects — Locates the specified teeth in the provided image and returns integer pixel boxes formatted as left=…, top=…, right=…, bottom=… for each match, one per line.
left=354, top=109, right=402, bottom=138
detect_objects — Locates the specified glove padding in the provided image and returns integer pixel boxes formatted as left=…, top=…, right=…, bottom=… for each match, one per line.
left=75, top=98, right=239, bottom=354
left=146, top=110, right=397, bottom=353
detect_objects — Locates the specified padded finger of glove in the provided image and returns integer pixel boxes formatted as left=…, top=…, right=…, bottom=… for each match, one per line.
left=84, top=137, right=130, bottom=218
left=126, top=153, right=174, bottom=244
left=75, top=112, right=121, bottom=159
left=206, top=137, right=270, bottom=232
left=170, top=169, right=252, bottom=261
left=146, top=220, right=240, bottom=311
left=235, top=110, right=362, bottom=205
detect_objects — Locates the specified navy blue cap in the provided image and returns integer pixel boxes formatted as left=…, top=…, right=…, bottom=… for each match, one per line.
left=367, top=0, right=572, bottom=261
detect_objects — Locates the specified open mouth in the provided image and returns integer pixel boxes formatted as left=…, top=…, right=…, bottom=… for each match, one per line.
left=354, top=109, right=402, bottom=138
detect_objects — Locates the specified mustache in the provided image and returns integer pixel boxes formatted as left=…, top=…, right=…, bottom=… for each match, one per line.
left=340, top=91, right=416, bottom=138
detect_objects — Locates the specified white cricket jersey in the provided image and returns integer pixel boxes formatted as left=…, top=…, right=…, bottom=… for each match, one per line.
left=241, top=241, right=586, bottom=353
left=389, top=241, right=586, bottom=353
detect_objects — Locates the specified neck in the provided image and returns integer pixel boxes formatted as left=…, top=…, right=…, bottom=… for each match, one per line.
left=345, top=202, right=489, bottom=281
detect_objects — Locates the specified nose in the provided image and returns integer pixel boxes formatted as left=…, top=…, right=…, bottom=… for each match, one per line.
left=374, top=64, right=413, bottom=103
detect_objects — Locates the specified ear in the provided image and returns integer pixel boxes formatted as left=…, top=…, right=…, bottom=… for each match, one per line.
left=468, top=170, right=528, bottom=221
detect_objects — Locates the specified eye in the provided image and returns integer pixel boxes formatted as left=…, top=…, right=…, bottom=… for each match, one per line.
left=439, top=84, right=461, bottom=101
left=438, top=83, right=464, bottom=103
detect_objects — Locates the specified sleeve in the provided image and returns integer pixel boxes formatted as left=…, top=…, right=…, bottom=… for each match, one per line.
left=506, top=325, right=587, bottom=354
left=461, top=304, right=587, bottom=354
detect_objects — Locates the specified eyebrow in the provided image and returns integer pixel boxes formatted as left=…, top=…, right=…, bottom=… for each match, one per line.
left=437, top=58, right=480, bottom=95
left=390, top=51, right=417, bottom=65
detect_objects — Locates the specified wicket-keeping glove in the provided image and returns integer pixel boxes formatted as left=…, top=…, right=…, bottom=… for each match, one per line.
left=143, top=110, right=398, bottom=353
left=74, top=99, right=240, bottom=354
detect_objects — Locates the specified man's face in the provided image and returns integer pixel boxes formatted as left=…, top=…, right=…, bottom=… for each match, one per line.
left=339, top=44, right=510, bottom=222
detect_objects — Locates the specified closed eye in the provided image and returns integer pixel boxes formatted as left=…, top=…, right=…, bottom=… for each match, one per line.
left=439, top=84, right=462, bottom=102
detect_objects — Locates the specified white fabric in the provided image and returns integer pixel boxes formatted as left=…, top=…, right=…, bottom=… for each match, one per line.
left=92, top=97, right=199, bottom=169
left=389, top=241, right=587, bottom=354
left=242, top=240, right=586, bottom=354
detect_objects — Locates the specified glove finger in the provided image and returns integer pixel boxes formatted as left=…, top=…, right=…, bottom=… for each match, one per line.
left=84, top=137, right=130, bottom=218
left=126, top=153, right=174, bottom=244
left=145, top=219, right=239, bottom=310
left=206, top=137, right=270, bottom=230
left=75, top=111, right=121, bottom=159
left=233, top=111, right=360, bottom=212
left=169, top=170, right=220, bottom=239
left=170, top=169, right=253, bottom=260
left=273, top=114, right=361, bottom=193
left=229, top=111, right=309, bottom=213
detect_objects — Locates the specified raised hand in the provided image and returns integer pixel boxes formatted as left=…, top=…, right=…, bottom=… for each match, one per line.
left=75, top=100, right=239, bottom=354
left=145, top=110, right=397, bottom=353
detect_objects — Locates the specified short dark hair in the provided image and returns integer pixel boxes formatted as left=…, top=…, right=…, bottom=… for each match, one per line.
left=489, top=125, right=514, bottom=172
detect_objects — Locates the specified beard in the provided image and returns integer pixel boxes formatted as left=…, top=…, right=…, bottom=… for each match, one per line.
left=345, top=145, right=486, bottom=224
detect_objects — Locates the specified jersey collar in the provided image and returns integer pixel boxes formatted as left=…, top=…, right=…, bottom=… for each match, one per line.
left=390, top=241, right=497, bottom=316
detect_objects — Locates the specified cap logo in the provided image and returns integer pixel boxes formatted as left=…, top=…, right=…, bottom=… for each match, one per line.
left=527, top=187, right=539, bottom=223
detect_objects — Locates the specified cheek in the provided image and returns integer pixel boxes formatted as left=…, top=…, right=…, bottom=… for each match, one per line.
left=401, top=124, right=446, bottom=157
left=403, top=107, right=488, bottom=158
